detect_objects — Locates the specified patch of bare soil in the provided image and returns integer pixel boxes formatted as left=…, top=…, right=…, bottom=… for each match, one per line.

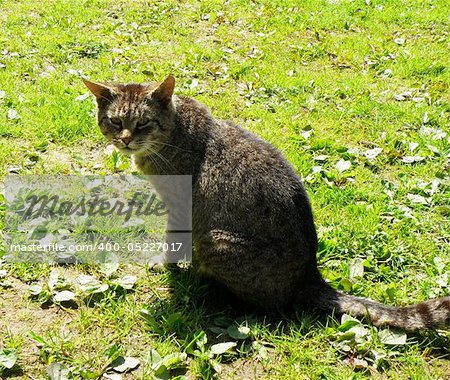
left=42, top=141, right=111, bottom=173
left=0, top=277, right=74, bottom=378
left=220, top=358, right=269, bottom=380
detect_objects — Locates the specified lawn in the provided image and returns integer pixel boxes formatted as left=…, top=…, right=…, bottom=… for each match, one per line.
left=0, top=0, right=449, bottom=378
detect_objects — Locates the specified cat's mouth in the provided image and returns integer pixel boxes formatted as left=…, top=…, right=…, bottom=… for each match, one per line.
left=116, top=146, right=138, bottom=155
left=117, top=145, right=150, bottom=156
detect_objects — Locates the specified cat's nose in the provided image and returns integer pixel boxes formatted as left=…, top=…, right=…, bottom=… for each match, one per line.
left=119, top=130, right=133, bottom=146
left=121, top=136, right=133, bottom=145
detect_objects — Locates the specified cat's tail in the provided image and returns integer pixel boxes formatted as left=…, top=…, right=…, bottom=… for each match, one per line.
left=300, top=280, right=450, bottom=331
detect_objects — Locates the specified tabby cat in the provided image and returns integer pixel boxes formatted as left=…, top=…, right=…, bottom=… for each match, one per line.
left=83, top=75, right=450, bottom=331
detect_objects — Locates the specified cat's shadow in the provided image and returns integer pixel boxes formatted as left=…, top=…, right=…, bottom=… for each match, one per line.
left=142, top=265, right=450, bottom=365
left=142, top=265, right=301, bottom=339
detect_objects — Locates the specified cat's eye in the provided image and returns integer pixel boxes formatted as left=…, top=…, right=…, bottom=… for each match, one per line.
left=136, top=118, right=153, bottom=130
left=109, top=117, right=122, bottom=127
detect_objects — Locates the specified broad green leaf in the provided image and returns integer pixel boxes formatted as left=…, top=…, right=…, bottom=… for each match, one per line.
left=195, top=331, right=207, bottom=350
left=99, top=262, right=119, bottom=277
left=213, top=316, right=234, bottom=327
left=379, top=329, right=407, bottom=345
left=48, top=270, right=69, bottom=291
left=102, top=373, right=122, bottom=380
left=110, top=356, right=140, bottom=373
left=339, top=278, right=353, bottom=292
left=335, top=159, right=351, bottom=173
left=0, top=349, right=18, bottom=369
left=210, top=342, right=237, bottom=355
left=336, top=330, right=356, bottom=342
left=161, top=352, right=187, bottom=369
left=75, top=275, right=108, bottom=294
left=386, top=283, right=396, bottom=302
left=38, top=291, right=53, bottom=304
left=29, top=331, right=46, bottom=346
left=209, top=326, right=227, bottom=335
left=338, top=319, right=360, bottom=332
left=46, top=362, right=71, bottom=380
left=154, top=364, right=169, bottom=379
left=114, top=275, right=137, bottom=290
left=227, top=325, right=250, bottom=340
left=104, top=344, right=121, bottom=361
left=349, top=258, right=364, bottom=279
left=147, top=349, right=162, bottom=370
left=53, top=290, right=76, bottom=303
left=98, top=251, right=119, bottom=277
left=406, top=193, right=428, bottom=204
left=28, top=282, right=43, bottom=295
left=252, top=341, right=269, bottom=359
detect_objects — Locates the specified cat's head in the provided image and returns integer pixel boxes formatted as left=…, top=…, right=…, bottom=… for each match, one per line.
left=83, top=75, right=176, bottom=156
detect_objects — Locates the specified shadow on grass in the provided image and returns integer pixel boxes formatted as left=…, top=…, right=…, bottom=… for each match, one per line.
left=141, top=265, right=450, bottom=362
left=141, top=265, right=327, bottom=348
left=1, top=367, right=25, bottom=379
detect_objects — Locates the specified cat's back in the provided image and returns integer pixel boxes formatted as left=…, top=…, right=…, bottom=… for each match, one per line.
left=175, top=95, right=297, bottom=184
left=179, top=98, right=316, bottom=248
left=203, top=117, right=302, bottom=197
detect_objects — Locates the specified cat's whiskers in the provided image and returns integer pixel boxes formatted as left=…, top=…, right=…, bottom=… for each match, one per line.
left=156, top=133, right=192, bottom=152
left=144, top=143, right=177, bottom=173
left=141, top=147, right=164, bottom=173
left=156, top=141, right=192, bottom=153
left=138, top=144, right=173, bottom=174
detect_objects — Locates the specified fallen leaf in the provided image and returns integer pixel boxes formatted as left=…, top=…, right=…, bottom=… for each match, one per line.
left=110, top=356, right=140, bottom=373
left=379, top=329, right=407, bottom=345
left=46, top=362, right=71, bottom=380
left=313, top=155, right=329, bottom=161
left=210, top=342, right=237, bottom=355
left=75, top=92, right=90, bottom=101
left=0, top=349, right=18, bottom=369
left=401, top=156, right=425, bottom=163
left=349, top=258, right=364, bottom=279
left=335, top=159, right=351, bottom=173
left=53, top=290, right=76, bottom=303
left=227, top=325, right=250, bottom=340
left=409, top=142, right=419, bottom=151
left=7, top=109, right=19, bottom=120
left=406, top=193, right=428, bottom=205
left=394, top=91, right=412, bottom=101
left=364, top=147, right=382, bottom=160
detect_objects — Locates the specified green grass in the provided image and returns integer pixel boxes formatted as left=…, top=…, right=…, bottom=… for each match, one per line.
left=0, top=0, right=449, bottom=378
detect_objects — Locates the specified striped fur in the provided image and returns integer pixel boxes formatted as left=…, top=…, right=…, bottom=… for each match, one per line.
left=302, top=281, right=450, bottom=331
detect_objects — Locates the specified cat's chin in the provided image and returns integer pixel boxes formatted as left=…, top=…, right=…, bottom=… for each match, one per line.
left=117, top=147, right=138, bottom=156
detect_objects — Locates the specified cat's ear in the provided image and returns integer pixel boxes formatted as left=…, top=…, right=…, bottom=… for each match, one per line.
left=151, top=74, right=175, bottom=107
left=82, top=78, right=115, bottom=100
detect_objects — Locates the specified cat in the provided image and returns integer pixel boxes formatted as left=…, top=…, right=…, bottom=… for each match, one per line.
left=83, top=75, right=450, bottom=331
